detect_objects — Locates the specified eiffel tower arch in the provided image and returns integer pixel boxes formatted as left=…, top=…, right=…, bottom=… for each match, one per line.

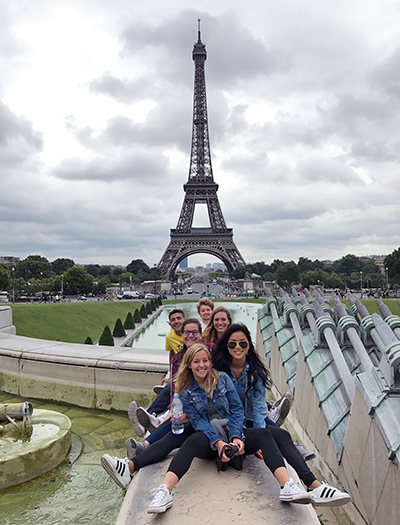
left=158, top=22, right=246, bottom=280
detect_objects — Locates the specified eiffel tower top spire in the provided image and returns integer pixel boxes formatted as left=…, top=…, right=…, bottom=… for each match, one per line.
left=188, top=18, right=213, bottom=184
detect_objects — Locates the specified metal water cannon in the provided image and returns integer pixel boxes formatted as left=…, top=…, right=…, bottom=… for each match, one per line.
left=0, top=402, right=33, bottom=422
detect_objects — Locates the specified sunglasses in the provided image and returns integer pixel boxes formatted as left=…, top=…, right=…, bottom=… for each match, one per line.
left=227, top=341, right=249, bottom=349
left=183, top=330, right=200, bottom=336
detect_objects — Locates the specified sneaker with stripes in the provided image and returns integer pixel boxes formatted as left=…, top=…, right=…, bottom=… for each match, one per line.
left=309, top=483, right=351, bottom=507
left=101, top=454, right=133, bottom=489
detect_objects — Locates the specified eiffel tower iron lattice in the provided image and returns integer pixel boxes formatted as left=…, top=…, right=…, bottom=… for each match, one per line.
left=158, top=22, right=246, bottom=280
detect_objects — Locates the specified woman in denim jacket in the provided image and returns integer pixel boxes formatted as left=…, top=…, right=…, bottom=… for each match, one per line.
left=146, top=343, right=313, bottom=514
left=212, top=323, right=351, bottom=509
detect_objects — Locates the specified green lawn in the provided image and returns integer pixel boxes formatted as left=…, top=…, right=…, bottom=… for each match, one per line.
left=11, top=301, right=145, bottom=344
left=9, top=297, right=400, bottom=345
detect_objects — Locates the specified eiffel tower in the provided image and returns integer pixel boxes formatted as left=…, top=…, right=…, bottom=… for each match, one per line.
left=158, top=21, right=246, bottom=280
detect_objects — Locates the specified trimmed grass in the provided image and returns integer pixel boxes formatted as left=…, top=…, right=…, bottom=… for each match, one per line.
left=9, top=298, right=400, bottom=345
left=11, top=301, right=145, bottom=344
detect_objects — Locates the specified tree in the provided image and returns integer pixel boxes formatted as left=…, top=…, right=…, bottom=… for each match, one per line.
left=140, top=304, right=148, bottom=318
left=126, top=259, right=150, bottom=275
left=99, top=325, right=114, bottom=346
left=134, top=309, right=142, bottom=323
left=333, top=254, right=362, bottom=276
left=384, top=248, right=400, bottom=285
left=124, top=312, right=135, bottom=329
left=0, top=264, right=10, bottom=290
left=112, top=318, right=126, bottom=337
left=93, top=276, right=109, bottom=294
left=275, top=262, right=300, bottom=290
left=63, top=266, right=94, bottom=295
left=297, top=257, right=314, bottom=273
left=16, top=255, right=52, bottom=279
left=84, top=336, right=93, bottom=344
left=146, top=301, right=152, bottom=315
left=84, top=264, right=101, bottom=277
left=51, top=258, right=75, bottom=275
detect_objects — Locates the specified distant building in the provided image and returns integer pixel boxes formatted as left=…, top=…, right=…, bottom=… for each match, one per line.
left=179, top=258, right=188, bottom=269
left=0, top=256, right=20, bottom=266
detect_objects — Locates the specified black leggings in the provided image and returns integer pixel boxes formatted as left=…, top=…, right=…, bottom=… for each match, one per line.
left=265, top=424, right=316, bottom=487
left=131, top=423, right=195, bottom=472
left=132, top=423, right=316, bottom=488
left=167, top=427, right=287, bottom=480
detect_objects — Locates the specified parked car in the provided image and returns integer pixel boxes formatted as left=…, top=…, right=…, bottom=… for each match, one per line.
left=145, top=293, right=158, bottom=300
left=117, top=291, right=140, bottom=300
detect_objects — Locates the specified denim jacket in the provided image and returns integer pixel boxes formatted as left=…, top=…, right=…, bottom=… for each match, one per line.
left=180, top=371, right=245, bottom=447
left=228, top=361, right=269, bottom=428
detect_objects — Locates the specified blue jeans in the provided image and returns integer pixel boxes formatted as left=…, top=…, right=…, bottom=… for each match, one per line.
left=146, top=420, right=172, bottom=445
left=147, top=382, right=171, bottom=416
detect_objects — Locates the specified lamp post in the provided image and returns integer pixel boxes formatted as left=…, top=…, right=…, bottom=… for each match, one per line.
left=386, top=267, right=389, bottom=295
left=61, top=274, right=64, bottom=296
left=12, top=267, right=15, bottom=303
left=40, top=272, right=43, bottom=301
left=360, top=271, right=363, bottom=299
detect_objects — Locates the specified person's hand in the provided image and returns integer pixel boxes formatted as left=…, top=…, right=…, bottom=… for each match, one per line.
left=215, top=440, right=230, bottom=462
left=255, top=449, right=263, bottom=459
left=232, top=438, right=245, bottom=455
left=161, top=377, right=169, bottom=385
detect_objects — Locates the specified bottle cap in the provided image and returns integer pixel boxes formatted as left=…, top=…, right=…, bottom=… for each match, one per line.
left=174, top=393, right=179, bottom=398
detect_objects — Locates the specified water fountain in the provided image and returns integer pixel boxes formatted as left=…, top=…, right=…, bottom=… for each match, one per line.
left=0, top=401, right=71, bottom=489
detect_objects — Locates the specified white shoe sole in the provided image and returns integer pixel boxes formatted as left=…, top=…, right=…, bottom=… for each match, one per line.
left=312, top=495, right=351, bottom=507
left=280, top=494, right=312, bottom=505
left=147, top=500, right=173, bottom=513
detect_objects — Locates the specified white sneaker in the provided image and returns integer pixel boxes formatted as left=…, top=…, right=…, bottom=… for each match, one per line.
left=153, top=385, right=164, bottom=395
left=101, top=454, right=132, bottom=489
left=279, top=478, right=312, bottom=504
left=137, top=407, right=160, bottom=433
left=128, top=401, right=146, bottom=438
left=309, top=483, right=351, bottom=507
left=147, top=484, right=173, bottom=513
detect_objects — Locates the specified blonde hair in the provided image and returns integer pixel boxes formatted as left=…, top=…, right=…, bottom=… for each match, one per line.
left=196, top=298, right=215, bottom=314
left=175, top=343, right=220, bottom=398
left=201, top=306, right=232, bottom=343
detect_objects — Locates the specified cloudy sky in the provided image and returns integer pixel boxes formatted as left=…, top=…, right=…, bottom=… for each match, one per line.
left=1, top=0, right=400, bottom=269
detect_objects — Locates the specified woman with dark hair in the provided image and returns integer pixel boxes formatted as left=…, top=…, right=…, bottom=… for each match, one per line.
left=201, top=306, right=232, bottom=345
left=212, top=323, right=351, bottom=507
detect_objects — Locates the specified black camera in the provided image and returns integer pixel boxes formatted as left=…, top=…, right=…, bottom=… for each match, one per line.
left=224, top=444, right=239, bottom=459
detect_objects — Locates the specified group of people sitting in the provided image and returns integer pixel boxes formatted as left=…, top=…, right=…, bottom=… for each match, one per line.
left=101, top=299, right=351, bottom=514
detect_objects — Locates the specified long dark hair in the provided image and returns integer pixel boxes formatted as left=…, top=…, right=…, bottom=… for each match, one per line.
left=212, top=323, right=271, bottom=391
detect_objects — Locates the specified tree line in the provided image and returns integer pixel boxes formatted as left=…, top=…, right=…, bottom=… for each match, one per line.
left=0, top=256, right=161, bottom=298
left=1, top=249, right=399, bottom=297
left=231, top=251, right=400, bottom=291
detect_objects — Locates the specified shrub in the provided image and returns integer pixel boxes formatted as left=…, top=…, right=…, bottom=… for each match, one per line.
left=124, top=311, right=135, bottom=329
left=113, top=318, right=126, bottom=337
left=134, top=308, right=142, bottom=323
left=140, top=304, right=147, bottom=318
left=84, top=336, right=93, bottom=344
left=99, top=325, right=114, bottom=346
left=146, top=301, right=152, bottom=315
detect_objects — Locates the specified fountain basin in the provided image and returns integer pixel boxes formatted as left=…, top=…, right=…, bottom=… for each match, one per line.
left=0, top=409, right=71, bottom=489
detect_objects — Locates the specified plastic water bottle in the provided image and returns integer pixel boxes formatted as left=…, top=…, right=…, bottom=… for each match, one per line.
left=171, top=393, right=184, bottom=434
